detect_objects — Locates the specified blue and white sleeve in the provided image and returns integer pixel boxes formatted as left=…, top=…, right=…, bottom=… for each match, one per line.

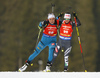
left=56, top=16, right=59, bottom=20
left=39, top=22, right=43, bottom=27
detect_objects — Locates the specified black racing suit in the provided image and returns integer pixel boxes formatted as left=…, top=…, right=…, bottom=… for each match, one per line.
left=52, top=18, right=81, bottom=70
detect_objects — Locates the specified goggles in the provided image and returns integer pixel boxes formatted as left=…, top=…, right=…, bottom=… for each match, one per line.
left=64, top=18, right=70, bottom=20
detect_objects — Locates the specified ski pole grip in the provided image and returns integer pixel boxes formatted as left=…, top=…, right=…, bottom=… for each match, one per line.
left=51, top=3, right=55, bottom=7
left=51, top=3, right=55, bottom=13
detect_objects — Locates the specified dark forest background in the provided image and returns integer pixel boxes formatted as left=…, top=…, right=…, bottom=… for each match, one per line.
left=0, top=0, right=100, bottom=72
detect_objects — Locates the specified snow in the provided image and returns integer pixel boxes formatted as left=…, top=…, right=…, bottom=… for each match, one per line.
left=0, top=72, right=100, bottom=78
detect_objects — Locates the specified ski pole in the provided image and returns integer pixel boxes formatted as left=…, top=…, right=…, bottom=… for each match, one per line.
left=51, top=3, right=55, bottom=13
left=31, top=28, right=42, bottom=66
left=35, top=28, right=42, bottom=49
left=74, top=17, right=87, bottom=72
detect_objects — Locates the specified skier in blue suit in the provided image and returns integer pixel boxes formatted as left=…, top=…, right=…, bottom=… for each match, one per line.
left=18, top=13, right=63, bottom=72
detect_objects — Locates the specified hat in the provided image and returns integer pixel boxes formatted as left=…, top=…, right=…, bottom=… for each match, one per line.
left=64, top=13, right=71, bottom=19
left=48, top=13, right=55, bottom=19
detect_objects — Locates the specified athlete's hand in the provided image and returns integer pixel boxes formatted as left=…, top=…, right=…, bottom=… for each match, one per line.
left=58, top=12, right=64, bottom=18
left=43, top=20, right=49, bottom=26
left=73, top=12, right=77, bottom=18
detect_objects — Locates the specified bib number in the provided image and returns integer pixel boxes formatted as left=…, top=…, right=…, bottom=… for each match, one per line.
left=64, top=30, right=68, bottom=33
left=48, top=31, right=54, bottom=34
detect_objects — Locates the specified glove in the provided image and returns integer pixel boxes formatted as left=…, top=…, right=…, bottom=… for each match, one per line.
left=73, top=12, right=77, bottom=18
left=39, top=20, right=49, bottom=26
left=58, top=12, right=64, bottom=18
left=43, top=20, right=49, bottom=26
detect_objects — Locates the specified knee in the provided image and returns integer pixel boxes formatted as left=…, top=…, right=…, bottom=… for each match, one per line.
left=49, top=43, right=56, bottom=49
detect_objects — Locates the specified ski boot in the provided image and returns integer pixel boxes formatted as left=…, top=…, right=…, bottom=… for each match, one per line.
left=18, top=60, right=30, bottom=72
left=43, top=62, right=52, bottom=72
left=64, top=68, right=68, bottom=72
left=43, top=66, right=51, bottom=72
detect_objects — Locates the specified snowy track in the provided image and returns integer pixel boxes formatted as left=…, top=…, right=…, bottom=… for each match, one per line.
left=0, top=72, right=100, bottom=78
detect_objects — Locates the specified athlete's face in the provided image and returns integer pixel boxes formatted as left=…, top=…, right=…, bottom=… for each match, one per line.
left=65, top=18, right=70, bottom=23
left=48, top=18, right=55, bottom=24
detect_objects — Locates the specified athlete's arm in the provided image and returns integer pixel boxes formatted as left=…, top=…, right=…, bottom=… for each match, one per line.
left=72, top=18, right=81, bottom=28
left=39, top=20, right=49, bottom=27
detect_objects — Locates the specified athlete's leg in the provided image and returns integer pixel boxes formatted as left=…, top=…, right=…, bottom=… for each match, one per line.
left=63, top=40, right=72, bottom=71
left=18, top=40, right=46, bottom=72
left=48, top=42, right=56, bottom=62
left=27, top=41, right=46, bottom=62
left=43, top=42, right=56, bottom=72
left=51, top=39, right=61, bottom=64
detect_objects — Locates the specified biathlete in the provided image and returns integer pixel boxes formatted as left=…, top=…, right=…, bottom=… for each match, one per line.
left=18, top=13, right=63, bottom=72
left=51, top=12, right=81, bottom=72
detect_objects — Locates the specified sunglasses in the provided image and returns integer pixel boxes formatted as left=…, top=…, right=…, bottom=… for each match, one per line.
left=64, top=18, right=70, bottom=20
